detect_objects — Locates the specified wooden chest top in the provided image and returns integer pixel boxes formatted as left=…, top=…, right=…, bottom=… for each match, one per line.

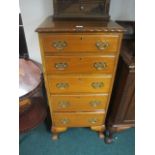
left=36, top=16, right=125, bottom=33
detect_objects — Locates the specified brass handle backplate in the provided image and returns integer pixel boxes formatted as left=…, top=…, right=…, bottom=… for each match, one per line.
left=56, top=83, right=69, bottom=89
left=58, top=101, right=70, bottom=108
left=60, top=118, right=69, bottom=125
left=80, top=5, right=85, bottom=11
left=96, top=41, right=109, bottom=50
left=94, top=62, right=107, bottom=70
left=88, top=118, right=98, bottom=124
left=89, top=100, right=101, bottom=107
left=91, top=82, right=104, bottom=89
left=52, top=41, right=67, bottom=50
left=55, top=63, right=68, bottom=70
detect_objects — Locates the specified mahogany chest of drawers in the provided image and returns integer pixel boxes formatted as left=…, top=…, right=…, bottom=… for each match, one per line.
left=36, top=16, right=124, bottom=140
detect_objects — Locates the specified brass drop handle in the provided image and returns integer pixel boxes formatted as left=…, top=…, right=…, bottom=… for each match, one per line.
left=88, top=118, right=98, bottom=124
left=96, top=41, right=109, bottom=50
left=52, top=41, right=67, bottom=50
left=55, top=63, right=68, bottom=70
left=91, top=82, right=104, bottom=89
left=89, top=101, right=101, bottom=107
left=94, top=62, right=107, bottom=70
left=56, top=83, right=69, bottom=89
left=60, top=118, right=69, bottom=125
left=58, top=101, right=70, bottom=108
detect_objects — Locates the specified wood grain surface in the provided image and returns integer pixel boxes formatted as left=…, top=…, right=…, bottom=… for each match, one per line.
left=50, top=94, right=108, bottom=112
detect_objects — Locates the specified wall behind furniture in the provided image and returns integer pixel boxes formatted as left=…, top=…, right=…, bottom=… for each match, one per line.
left=20, top=0, right=135, bottom=63
left=19, top=0, right=53, bottom=63
left=110, top=0, right=135, bottom=20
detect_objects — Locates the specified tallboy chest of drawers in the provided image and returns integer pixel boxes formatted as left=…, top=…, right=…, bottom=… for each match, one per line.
left=36, top=17, right=124, bottom=140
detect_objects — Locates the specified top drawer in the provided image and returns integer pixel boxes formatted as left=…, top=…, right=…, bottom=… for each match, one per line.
left=40, top=34, right=120, bottom=53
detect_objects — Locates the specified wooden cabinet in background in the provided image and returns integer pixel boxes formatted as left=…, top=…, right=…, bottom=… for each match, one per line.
left=53, top=0, right=111, bottom=20
left=105, top=21, right=135, bottom=143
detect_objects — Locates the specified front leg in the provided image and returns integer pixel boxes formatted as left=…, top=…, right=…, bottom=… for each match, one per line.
left=51, top=126, right=68, bottom=140
left=90, top=125, right=105, bottom=139
left=104, top=129, right=114, bottom=144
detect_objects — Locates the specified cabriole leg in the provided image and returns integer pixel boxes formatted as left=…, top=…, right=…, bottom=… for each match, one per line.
left=51, top=126, right=68, bottom=140
left=90, top=125, right=105, bottom=139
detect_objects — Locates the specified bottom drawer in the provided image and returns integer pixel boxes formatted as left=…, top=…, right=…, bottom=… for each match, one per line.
left=52, top=112, right=105, bottom=127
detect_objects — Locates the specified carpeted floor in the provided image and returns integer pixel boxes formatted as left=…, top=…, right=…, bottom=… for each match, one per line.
left=19, top=122, right=135, bottom=155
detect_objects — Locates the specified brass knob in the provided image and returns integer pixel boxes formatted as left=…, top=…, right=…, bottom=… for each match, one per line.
left=80, top=5, right=84, bottom=11
left=52, top=41, right=67, bottom=50
left=96, top=41, right=109, bottom=50
left=94, top=62, right=107, bottom=70
left=91, top=82, right=104, bottom=89
left=55, top=63, right=68, bottom=70
left=88, top=118, right=98, bottom=124
left=89, top=101, right=101, bottom=107
left=60, top=118, right=69, bottom=125
left=58, top=101, right=70, bottom=108
left=56, top=83, right=69, bottom=89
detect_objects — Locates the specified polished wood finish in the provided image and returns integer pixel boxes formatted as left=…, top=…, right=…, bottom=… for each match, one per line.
left=36, top=17, right=124, bottom=139
left=41, top=34, right=120, bottom=53
left=51, top=94, right=108, bottom=112
left=36, top=16, right=125, bottom=33
left=52, top=111, right=105, bottom=127
left=19, top=58, right=42, bottom=98
left=45, top=55, right=115, bottom=74
left=19, top=58, right=42, bottom=114
left=105, top=21, right=134, bottom=143
left=20, top=97, right=47, bottom=133
left=19, top=58, right=47, bottom=133
left=48, top=75, right=112, bottom=93
left=19, top=98, right=31, bottom=114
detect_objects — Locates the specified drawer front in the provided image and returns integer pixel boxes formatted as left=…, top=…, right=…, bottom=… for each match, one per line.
left=41, top=34, right=120, bottom=53
left=52, top=112, right=105, bottom=127
left=45, top=55, right=115, bottom=74
left=51, top=94, right=108, bottom=112
left=48, top=75, right=112, bottom=94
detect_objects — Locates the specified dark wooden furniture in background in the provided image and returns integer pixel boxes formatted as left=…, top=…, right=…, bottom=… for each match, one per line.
left=53, top=0, right=111, bottom=20
left=19, top=58, right=41, bottom=114
left=105, top=21, right=135, bottom=144
left=19, top=58, right=47, bottom=133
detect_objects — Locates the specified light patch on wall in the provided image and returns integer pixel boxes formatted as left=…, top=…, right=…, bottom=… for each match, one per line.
left=110, top=0, right=135, bottom=21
